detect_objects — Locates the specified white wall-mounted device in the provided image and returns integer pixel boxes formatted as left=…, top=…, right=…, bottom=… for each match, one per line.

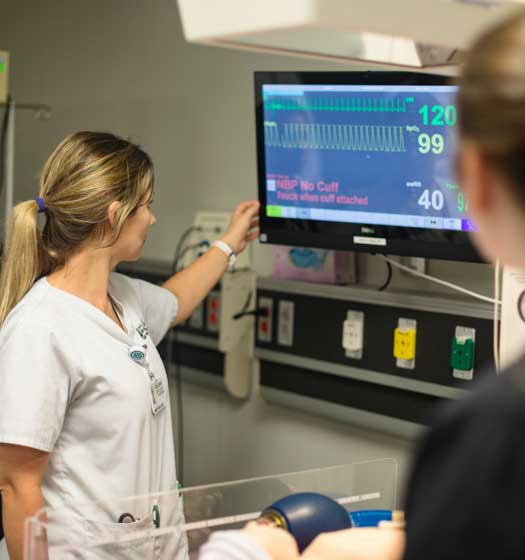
left=181, top=211, right=252, bottom=271
left=219, top=269, right=257, bottom=399
left=500, top=267, right=525, bottom=370
left=177, top=0, right=520, bottom=72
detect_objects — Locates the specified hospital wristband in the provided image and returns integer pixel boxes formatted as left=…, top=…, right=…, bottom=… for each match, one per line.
left=211, top=240, right=237, bottom=271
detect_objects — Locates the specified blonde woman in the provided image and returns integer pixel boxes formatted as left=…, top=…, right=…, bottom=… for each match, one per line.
left=0, top=131, right=259, bottom=560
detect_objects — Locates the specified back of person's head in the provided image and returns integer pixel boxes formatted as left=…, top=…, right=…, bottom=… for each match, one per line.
left=459, top=9, right=525, bottom=202
left=0, top=131, right=154, bottom=327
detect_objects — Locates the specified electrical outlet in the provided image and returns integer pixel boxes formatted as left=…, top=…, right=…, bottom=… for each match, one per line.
left=189, top=303, right=204, bottom=329
left=342, top=310, right=364, bottom=359
left=451, top=326, right=476, bottom=380
left=206, top=290, right=221, bottom=333
left=257, top=297, right=273, bottom=343
left=394, top=318, right=417, bottom=369
left=277, top=300, right=295, bottom=346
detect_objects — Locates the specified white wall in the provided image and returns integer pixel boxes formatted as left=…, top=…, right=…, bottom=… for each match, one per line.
left=1, top=0, right=492, bottom=498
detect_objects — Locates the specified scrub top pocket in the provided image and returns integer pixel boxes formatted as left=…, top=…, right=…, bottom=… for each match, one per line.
left=82, top=515, right=156, bottom=559
left=45, top=492, right=188, bottom=560
left=80, top=509, right=188, bottom=560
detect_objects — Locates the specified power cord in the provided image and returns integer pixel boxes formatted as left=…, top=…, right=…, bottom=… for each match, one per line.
left=175, top=240, right=210, bottom=272
left=381, top=255, right=501, bottom=305
left=0, top=96, right=11, bottom=199
left=232, top=291, right=269, bottom=320
left=0, top=96, right=12, bottom=255
left=378, top=260, right=393, bottom=291
left=494, top=260, right=501, bottom=373
left=167, top=225, right=203, bottom=485
left=171, top=226, right=202, bottom=275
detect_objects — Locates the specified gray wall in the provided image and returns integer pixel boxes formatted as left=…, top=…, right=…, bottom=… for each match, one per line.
left=1, top=0, right=493, bottom=498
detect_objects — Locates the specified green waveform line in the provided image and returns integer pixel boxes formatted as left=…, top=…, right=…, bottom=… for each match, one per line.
left=264, top=96, right=408, bottom=113
left=264, top=121, right=406, bottom=152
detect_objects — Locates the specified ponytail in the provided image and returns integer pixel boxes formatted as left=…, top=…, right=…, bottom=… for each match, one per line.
left=0, top=200, right=45, bottom=327
left=0, top=131, right=154, bottom=327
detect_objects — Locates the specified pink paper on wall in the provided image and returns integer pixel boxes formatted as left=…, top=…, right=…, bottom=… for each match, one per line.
left=272, top=246, right=356, bottom=285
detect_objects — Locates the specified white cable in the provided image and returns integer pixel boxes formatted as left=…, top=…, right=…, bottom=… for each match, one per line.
left=493, top=261, right=501, bottom=373
left=382, top=256, right=502, bottom=305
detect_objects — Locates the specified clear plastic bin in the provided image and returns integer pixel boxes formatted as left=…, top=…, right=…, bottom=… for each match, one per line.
left=25, top=458, right=397, bottom=560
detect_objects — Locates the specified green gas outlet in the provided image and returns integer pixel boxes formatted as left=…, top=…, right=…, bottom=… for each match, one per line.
left=451, top=326, right=476, bottom=380
left=450, top=338, right=474, bottom=371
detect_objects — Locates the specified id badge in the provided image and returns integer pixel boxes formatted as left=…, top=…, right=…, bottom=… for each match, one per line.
left=150, top=376, right=166, bottom=415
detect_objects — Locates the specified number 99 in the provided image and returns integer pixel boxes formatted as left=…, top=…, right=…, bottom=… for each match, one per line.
left=418, top=133, right=444, bottom=154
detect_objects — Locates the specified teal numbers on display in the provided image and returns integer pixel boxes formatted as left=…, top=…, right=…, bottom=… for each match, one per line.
left=457, top=192, right=468, bottom=213
left=418, top=104, right=457, bottom=126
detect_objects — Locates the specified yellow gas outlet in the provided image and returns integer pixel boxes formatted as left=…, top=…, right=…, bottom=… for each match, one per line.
left=393, top=328, right=416, bottom=361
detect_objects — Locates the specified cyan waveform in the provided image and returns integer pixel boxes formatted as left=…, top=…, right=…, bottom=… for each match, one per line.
left=264, top=121, right=406, bottom=152
left=264, top=96, right=408, bottom=113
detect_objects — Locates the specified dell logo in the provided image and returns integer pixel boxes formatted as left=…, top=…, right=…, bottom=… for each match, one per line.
left=361, top=227, right=375, bottom=234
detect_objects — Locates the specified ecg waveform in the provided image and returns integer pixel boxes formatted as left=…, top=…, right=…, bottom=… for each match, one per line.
left=264, top=122, right=406, bottom=152
left=264, top=96, right=409, bottom=113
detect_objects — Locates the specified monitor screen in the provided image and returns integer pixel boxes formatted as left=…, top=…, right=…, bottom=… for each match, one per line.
left=255, top=72, right=481, bottom=262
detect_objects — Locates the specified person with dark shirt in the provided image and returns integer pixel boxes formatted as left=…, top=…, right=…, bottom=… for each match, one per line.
left=403, top=363, right=525, bottom=559
left=402, top=10, right=525, bottom=558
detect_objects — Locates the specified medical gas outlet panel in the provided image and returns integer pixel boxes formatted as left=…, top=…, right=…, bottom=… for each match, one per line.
left=118, top=262, right=492, bottom=434
left=255, top=278, right=493, bottom=438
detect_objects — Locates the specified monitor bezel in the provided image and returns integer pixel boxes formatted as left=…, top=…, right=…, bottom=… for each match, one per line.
left=254, top=71, right=482, bottom=263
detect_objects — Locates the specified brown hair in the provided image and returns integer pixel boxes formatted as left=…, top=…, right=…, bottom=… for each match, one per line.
left=0, top=131, right=154, bottom=326
left=458, top=10, right=525, bottom=200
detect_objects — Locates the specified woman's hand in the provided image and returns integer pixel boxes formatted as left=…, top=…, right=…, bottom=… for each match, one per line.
left=162, top=200, right=260, bottom=325
left=221, top=201, right=260, bottom=255
left=243, top=522, right=299, bottom=560
left=301, top=528, right=405, bottom=560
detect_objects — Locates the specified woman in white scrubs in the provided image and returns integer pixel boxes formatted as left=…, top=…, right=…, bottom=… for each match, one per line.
left=0, top=131, right=259, bottom=560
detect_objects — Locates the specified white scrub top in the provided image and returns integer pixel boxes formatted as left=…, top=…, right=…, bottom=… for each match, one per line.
left=0, top=273, right=186, bottom=557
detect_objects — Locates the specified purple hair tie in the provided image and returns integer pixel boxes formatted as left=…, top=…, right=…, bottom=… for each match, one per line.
left=35, top=196, right=46, bottom=213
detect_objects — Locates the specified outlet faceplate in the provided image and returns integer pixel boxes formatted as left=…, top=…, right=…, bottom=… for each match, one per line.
left=452, top=326, right=476, bottom=380
left=394, top=318, right=417, bottom=370
left=257, top=297, right=273, bottom=343
left=342, top=310, right=364, bottom=360
left=207, top=290, right=221, bottom=333
left=189, top=303, right=204, bottom=329
left=277, top=300, right=295, bottom=347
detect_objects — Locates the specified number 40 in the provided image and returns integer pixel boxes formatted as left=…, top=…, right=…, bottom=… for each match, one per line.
left=418, top=189, right=444, bottom=211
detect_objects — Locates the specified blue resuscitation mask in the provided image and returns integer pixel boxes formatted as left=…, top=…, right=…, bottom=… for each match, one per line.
left=289, top=248, right=329, bottom=271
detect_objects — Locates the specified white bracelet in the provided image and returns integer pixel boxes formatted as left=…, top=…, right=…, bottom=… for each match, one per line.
left=211, top=240, right=237, bottom=271
left=211, top=240, right=234, bottom=257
